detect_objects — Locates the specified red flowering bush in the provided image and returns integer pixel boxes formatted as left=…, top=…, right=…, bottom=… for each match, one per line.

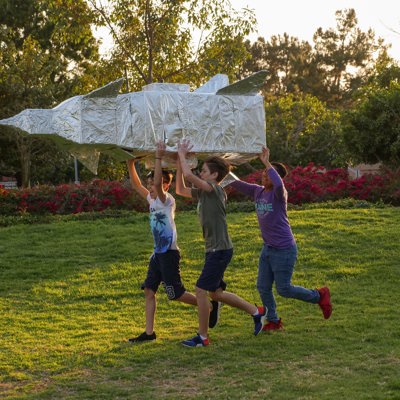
left=228, top=163, right=400, bottom=206
left=1, top=166, right=399, bottom=217
left=0, top=180, right=147, bottom=216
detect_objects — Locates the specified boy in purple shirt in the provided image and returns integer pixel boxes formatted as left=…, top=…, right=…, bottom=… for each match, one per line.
left=229, top=146, right=332, bottom=330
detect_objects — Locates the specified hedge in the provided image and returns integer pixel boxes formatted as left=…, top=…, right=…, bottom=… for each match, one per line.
left=1, top=164, right=399, bottom=217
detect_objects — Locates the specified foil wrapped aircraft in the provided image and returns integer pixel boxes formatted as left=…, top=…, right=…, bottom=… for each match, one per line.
left=0, top=71, right=267, bottom=173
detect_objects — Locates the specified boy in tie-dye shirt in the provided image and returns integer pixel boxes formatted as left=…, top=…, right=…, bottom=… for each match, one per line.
left=126, top=141, right=220, bottom=343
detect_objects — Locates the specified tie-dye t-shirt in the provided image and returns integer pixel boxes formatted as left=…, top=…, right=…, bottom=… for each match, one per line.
left=147, top=192, right=178, bottom=253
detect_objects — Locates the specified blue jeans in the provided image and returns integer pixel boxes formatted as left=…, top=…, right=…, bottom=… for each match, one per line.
left=257, top=244, right=320, bottom=322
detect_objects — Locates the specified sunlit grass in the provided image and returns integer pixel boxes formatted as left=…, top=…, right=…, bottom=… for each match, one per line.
left=1, top=207, right=399, bottom=399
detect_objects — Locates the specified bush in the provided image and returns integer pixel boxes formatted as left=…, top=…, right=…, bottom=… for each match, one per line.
left=0, top=180, right=147, bottom=216
left=228, top=163, right=400, bottom=206
left=1, top=164, right=399, bottom=219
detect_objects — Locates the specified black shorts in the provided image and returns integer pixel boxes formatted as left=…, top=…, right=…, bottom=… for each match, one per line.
left=142, top=250, right=186, bottom=300
left=196, top=248, right=233, bottom=292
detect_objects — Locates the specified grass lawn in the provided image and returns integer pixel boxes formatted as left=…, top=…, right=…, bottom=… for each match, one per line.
left=1, top=207, right=399, bottom=399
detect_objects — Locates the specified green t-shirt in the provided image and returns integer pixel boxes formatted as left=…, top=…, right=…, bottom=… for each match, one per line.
left=192, top=183, right=233, bottom=252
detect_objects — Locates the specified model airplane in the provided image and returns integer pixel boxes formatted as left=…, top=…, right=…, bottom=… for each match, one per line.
left=0, top=71, right=267, bottom=173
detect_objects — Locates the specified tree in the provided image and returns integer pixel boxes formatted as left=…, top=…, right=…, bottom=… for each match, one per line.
left=241, top=9, right=389, bottom=110
left=87, top=0, right=256, bottom=90
left=265, top=94, right=346, bottom=167
left=0, top=0, right=100, bottom=187
left=343, top=69, right=400, bottom=167
left=363, top=53, right=400, bottom=90
left=313, top=8, right=388, bottom=107
left=0, top=127, right=18, bottom=177
left=241, top=35, right=319, bottom=101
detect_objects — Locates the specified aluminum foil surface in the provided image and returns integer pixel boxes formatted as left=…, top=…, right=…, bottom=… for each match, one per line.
left=0, top=72, right=267, bottom=173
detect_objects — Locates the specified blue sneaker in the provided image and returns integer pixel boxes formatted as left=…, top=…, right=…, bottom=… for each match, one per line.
left=253, top=306, right=267, bottom=336
left=209, top=300, right=221, bottom=328
left=181, top=334, right=209, bottom=347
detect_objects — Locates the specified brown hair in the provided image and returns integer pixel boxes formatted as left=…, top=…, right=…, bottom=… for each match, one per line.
left=271, top=162, right=288, bottom=179
left=147, top=170, right=173, bottom=185
left=204, top=156, right=231, bottom=183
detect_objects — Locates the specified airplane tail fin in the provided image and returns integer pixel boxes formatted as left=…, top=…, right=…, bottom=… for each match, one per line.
left=216, top=70, right=267, bottom=96
left=84, top=78, right=124, bottom=99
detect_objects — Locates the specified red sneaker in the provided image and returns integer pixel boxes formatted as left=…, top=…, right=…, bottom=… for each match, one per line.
left=318, top=287, right=332, bottom=319
left=262, top=319, right=283, bottom=331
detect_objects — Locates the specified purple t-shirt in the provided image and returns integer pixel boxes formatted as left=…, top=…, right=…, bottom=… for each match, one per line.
left=230, top=168, right=295, bottom=249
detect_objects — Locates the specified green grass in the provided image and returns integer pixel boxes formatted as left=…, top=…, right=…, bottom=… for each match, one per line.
left=1, top=208, right=399, bottom=399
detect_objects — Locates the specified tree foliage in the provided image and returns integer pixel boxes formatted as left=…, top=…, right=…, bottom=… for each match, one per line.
left=0, top=0, right=100, bottom=187
left=1, top=3, right=398, bottom=183
left=241, top=35, right=319, bottom=101
left=240, top=8, right=394, bottom=168
left=88, top=0, right=256, bottom=90
left=0, top=0, right=100, bottom=114
left=343, top=63, right=400, bottom=168
left=313, top=9, right=387, bottom=107
left=243, top=9, right=388, bottom=109
left=265, top=94, right=346, bottom=167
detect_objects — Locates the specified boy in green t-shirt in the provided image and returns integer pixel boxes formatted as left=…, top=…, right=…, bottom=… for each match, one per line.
left=176, top=139, right=267, bottom=347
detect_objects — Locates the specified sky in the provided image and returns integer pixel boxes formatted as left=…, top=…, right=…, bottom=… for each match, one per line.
left=231, top=0, right=400, bottom=60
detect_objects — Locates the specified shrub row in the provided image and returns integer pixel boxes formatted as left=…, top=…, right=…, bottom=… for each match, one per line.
left=227, top=163, right=400, bottom=206
left=0, top=198, right=388, bottom=228
left=0, top=179, right=147, bottom=216
left=0, top=164, right=399, bottom=217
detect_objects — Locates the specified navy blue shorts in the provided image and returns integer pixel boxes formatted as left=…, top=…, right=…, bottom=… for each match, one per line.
left=142, top=250, right=186, bottom=300
left=196, top=248, right=233, bottom=292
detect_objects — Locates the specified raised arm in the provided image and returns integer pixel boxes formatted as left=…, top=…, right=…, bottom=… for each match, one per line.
left=175, top=153, right=192, bottom=198
left=259, top=146, right=285, bottom=197
left=154, top=141, right=167, bottom=203
left=126, top=159, right=149, bottom=200
left=177, top=139, right=213, bottom=192
left=259, top=146, right=273, bottom=170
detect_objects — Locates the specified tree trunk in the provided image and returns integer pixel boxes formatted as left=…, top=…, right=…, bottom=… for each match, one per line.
left=16, top=136, right=32, bottom=188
